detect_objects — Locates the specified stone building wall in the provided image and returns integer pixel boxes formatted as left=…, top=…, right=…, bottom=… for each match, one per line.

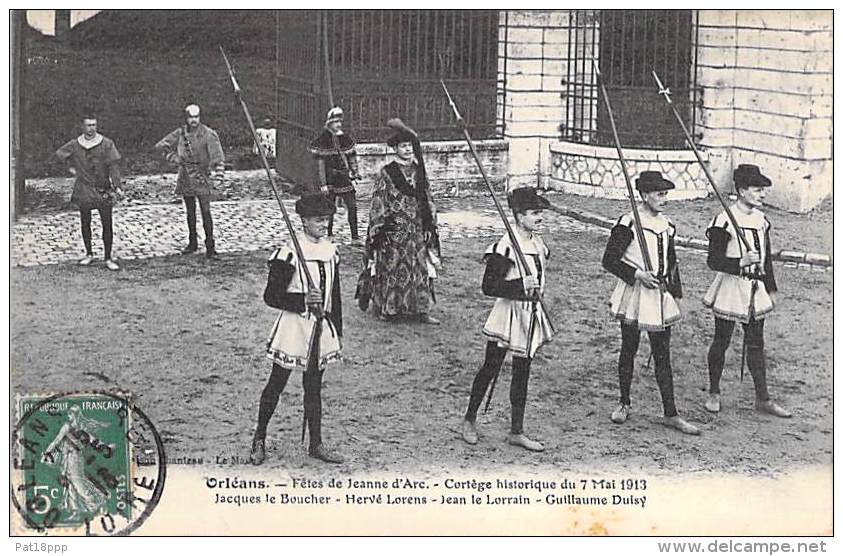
left=696, top=10, right=832, bottom=212
left=548, top=142, right=709, bottom=200
left=498, top=10, right=569, bottom=191
left=498, top=9, right=832, bottom=211
left=353, top=140, right=508, bottom=197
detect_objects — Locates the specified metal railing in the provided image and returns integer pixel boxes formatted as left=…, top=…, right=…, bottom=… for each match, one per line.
left=276, top=10, right=501, bottom=185
left=562, top=9, right=700, bottom=149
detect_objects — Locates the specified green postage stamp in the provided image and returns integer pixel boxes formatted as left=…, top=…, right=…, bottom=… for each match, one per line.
left=11, top=392, right=165, bottom=535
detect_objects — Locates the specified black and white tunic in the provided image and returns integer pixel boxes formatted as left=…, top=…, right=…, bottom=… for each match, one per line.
left=703, top=206, right=777, bottom=323
left=265, top=236, right=343, bottom=371
left=602, top=211, right=683, bottom=331
left=481, top=230, right=555, bottom=359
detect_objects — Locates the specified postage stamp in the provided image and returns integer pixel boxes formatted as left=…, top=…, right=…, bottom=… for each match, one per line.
left=10, top=391, right=167, bottom=536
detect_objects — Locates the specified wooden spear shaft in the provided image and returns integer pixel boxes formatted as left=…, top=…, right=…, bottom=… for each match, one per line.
left=592, top=58, right=654, bottom=273
left=651, top=70, right=751, bottom=251
left=440, top=79, right=534, bottom=277
left=220, top=46, right=322, bottom=442
left=441, top=79, right=551, bottom=412
left=220, top=46, right=317, bottom=290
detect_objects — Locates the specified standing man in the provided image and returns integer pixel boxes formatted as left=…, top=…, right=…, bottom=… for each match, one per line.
left=55, top=113, right=123, bottom=271
left=250, top=194, right=345, bottom=465
left=155, top=104, right=225, bottom=259
left=309, top=106, right=360, bottom=240
left=461, top=188, right=555, bottom=452
left=702, top=164, right=791, bottom=418
left=601, top=171, right=700, bottom=435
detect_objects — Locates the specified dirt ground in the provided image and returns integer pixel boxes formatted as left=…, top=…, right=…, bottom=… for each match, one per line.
left=10, top=229, right=832, bottom=478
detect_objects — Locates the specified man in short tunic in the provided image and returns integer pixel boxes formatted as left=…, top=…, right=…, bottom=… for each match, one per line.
left=55, top=113, right=123, bottom=271
left=155, top=104, right=225, bottom=259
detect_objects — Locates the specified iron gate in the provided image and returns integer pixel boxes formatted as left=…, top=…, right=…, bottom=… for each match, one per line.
left=563, top=10, right=699, bottom=149
left=275, top=10, right=501, bottom=188
left=275, top=10, right=321, bottom=188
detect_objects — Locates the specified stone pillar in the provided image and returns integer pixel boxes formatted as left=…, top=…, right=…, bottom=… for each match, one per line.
left=696, top=10, right=832, bottom=212
left=499, top=10, right=570, bottom=191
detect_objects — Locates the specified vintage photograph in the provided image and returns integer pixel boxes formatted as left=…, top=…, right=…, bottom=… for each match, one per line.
left=9, top=8, right=833, bottom=537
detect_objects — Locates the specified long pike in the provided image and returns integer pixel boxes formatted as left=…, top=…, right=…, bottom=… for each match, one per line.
left=652, top=69, right=756, bottom=380
left=221, top=46, right=324, bottom=439
left=441, top=80, right=553, bottom=411
left=592, top=58, right=664, bottom=328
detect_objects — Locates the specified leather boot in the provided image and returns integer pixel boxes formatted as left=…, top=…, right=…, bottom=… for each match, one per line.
left=182, top=237, right=198, bottom=254
left=249, top=436, right=266, bottom=465
left=308, top=444, right=344, bottom=464
left=461, top=420, right=478, bottom=445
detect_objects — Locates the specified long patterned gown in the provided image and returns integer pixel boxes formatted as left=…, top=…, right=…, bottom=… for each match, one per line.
left=365, top=160, right=437, bottom=317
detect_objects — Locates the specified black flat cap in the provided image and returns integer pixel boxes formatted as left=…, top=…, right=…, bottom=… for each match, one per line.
left=733, top=164, right=772, bottom=189
left=508, top=187, right=550, bottom=213
left=295, top=193, right=336, bottom=217
left=636, top=171, right=675, bottom=193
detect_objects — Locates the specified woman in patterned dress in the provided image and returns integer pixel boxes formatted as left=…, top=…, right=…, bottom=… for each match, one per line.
left=363, top=119, right=440, bottom=324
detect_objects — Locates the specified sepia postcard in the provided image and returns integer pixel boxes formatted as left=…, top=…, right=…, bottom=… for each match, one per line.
left=9, top=8, right=833, bottom=538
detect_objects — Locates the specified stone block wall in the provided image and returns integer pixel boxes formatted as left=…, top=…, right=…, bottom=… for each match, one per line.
left=353, top=139, right=508, bottom=197
left=548, top=142, right=709, bottom=200
left=498, top=10, right=570, bottom=191
left=696, top=10, right=832, bottom=212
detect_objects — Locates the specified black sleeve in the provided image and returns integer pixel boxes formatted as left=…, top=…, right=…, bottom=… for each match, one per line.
left=481, top=253, right=530, bottom=301
left=266, top=258, right=306, bottom=313
left=763, top=229, right=778, bottom=293
left=666, top=235, right=683, bottom=299
left=705, top=227, right=742, bottom=276
left=327, top=260, right=343, bottom=337
left=601, top=225, right=638, bottom=285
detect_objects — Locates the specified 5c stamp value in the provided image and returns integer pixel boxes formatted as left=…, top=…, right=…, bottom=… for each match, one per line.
left=11, top=391, right=167, bottom=536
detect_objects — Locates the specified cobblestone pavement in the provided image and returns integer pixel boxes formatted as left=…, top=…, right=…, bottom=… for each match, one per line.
left=11, top=197, right=605, bottom=267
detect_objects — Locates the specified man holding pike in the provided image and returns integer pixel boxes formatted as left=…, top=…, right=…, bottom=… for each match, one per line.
left=601, top=171, right=700, bottom=435
left=702, top=164, right=791, bottom=418
left=591, top=61, right=699, bottom=435
left=310, top=106, right=361, bottom=241
left=647, top=71, right=791, bottom=420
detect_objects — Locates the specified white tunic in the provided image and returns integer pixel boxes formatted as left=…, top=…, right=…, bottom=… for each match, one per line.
left=265, top=236, right=342, bottom=371
left=482, top=229, right=555, bottom=359
left=703, top=206, right=775, bottom=323
left=608, top=211, right=682, bottom=331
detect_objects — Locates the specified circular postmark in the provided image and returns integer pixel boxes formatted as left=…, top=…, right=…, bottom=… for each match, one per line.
left=10, top=391, right=166, bottom=536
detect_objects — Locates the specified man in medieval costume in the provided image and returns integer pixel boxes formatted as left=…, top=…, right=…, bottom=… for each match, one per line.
left=601, top=171, right=700, bottom=435
left=309, top=106, right=360, bottom=240
left=55, top=113, right=123, bottom=271
left=155, top=104, right=225, bottom=259
left=702, top=164, right=791, bottom=418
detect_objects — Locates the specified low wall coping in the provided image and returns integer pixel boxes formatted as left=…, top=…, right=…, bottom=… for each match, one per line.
left=549, top=140, right=706, bottom=163
left=356, top=138, right=508, bottom=156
